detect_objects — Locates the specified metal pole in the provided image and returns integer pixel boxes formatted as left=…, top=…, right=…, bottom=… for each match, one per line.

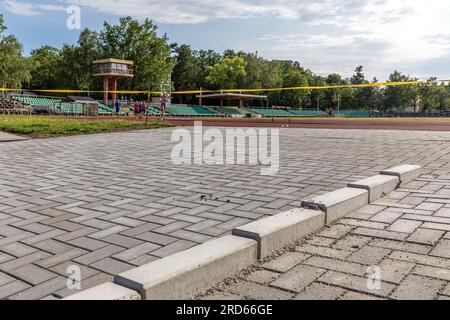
left=338, top=94, right=340, bottom=115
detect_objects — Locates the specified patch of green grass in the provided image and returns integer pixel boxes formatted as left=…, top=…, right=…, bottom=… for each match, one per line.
left=0, top=115, right=171, bottom=138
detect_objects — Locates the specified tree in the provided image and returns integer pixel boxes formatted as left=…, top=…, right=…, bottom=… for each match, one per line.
left=385, top=71, right=418, bottom=112
left=193, top=50, right=222, bottom=88
left=100, top=17, right=173, bottom=92
left=29, top=46, right=62, bottom=89
left=172, top=44, right=199, bottom=102
left=278, top=68, right=310, bottom=107
left=0, top=35, right=31, bottom=89
left=418, top=78, right=447, bottom=111
left=0, top=14, right=6, bottom=35
left=205, top=57, right=247, bottom=89
left=58, top=29, right=101, bottom=90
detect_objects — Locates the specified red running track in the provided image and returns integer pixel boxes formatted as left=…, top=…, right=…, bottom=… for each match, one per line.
left=165, top=118, right=450, bottom=131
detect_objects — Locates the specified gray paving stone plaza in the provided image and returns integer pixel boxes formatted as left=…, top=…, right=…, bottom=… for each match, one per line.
left=1, top=126, right=450, bottom=299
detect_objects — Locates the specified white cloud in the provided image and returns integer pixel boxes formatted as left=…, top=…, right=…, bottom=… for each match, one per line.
left=2, top=0, right=40, bottom=16
left=2, top=0, right=450, bottom=79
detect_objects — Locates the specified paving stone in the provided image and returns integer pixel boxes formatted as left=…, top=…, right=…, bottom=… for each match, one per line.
left=135, top=232, right=178, bottom=246
left=74, top=245, right=125, bottom=265
left=0, top=280, right=31, bottom=299
left=390, top=275, right=444, bottom=300
left=247, top=270, right=280, bottom=285
left=8, top=264, right=57, bottom=285
left=387, top=219, right=422, bottom=233
left=229, top=281, right=293, bottom=300
left=32, top=239, right=73, bottom=254
left=0, top=272, right=15, bottom=286
left=389, top=251, right=450, bottom=269
left=318, top=271, right=395, bottom=297
left=0, top=251, right=51, bottom=271
left=332, top=235, right=371, bottom=252
left=412, top=265, right=450, bottom=281
left=347, top=246, right=391, bottom=265
left=442, top=283, right=450, bottom=297
left=149, top=240, right=196, bottom=258
left=416, top=202, right=444, bottom=211
left=68, top=237, right=109, bottom=251
left=296, top=244, right=351, bottom=260
left=351, top=227, right=408, bottom=241
left=318, top=224, right=354, bottom=239
left=112, top=243, right=161, bottom=262
left=90, top=258, right=135, bottom=275
left=271, top=265, right=326, bottom=293
left=263, top=252, right=311, bottom=273
left=339, top=291, right=385, bottom=300
left=430, top=239, right=450, bottom=258
left=370, top=210, right=403, bottom=223
left=293, top=283, right=345, bottom=300
left=54, top=273, right=113, bottom=298
left=304, top=256, right=367, bottom=276
left=101, top=234, right=143, bottom=249
left=50, top=261, right=100, bottom=280
left=377, top=259, right=415, bottom=284
left=370, top=239, right=432, bottom=254
left=407, top=228, right=445, bottom=245
left=8, top=276, right=67, bottom=300
left=36, top=248, right=88, bottom=269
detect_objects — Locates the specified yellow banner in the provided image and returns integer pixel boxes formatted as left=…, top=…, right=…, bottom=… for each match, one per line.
left=1, top=79, right=449, bottom=95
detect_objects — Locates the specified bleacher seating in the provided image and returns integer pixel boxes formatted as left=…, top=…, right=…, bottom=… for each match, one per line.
left=217, top=107, right=249, bottom=115
left=166, top=105, right=220, bottom=116
left=290, top=110, right=328, bottom=117
left=0, top=97, right=33, bottom=114
left=251, top=109, right=292, bottom=117
left=335, top=110, right=370, bottom=118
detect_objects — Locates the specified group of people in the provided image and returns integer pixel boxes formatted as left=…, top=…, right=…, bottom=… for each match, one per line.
left=113, top=99, right=147, bottom=117
left=133, top=101, right=147, bottom=117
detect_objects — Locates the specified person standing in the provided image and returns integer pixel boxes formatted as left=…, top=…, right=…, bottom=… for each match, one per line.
left=138, top=101, right=143, bottom=118
left=115, top=100, right=121, bottom=115
left=134, top=101, right=139, bottom=116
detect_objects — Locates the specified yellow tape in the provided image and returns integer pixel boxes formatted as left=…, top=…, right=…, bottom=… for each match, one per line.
left=1, top=79, right=448, bottom=95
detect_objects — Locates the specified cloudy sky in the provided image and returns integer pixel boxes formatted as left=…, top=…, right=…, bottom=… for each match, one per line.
left=2, top=0, right=450, bottom=80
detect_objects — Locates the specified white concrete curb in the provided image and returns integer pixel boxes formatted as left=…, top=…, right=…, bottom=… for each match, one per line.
left=348, top=175, right=399, bottom=203
left=380, top=164, right=422, bottom=186
left=114, top=235, right=257, bottom=300
left=232, top=208, right=325, bottom=259
left=301, top=187, right=369, bottom=224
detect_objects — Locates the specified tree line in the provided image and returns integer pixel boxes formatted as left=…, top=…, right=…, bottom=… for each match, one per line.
left=1, top=14, right=449, bottom=111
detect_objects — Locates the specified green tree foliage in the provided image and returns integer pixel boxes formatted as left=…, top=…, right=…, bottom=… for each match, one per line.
left=418, top=78, right=447, bottom=111
left=100, top=17, right=173, bottom=92
left=205, top=57, right=247, bottom=89
left=385, top=71, right=419, bottom=112
left=61, top=29, right=101, bottom=90
left=29, top=46, right=62, bottom=89
left=172, top=44, right=199, bottom=103
left=0, top=14, right=5, bottom=35
left=0, top=15, right=31, bottom=89
left=0, top=35, right=31, bottom=89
